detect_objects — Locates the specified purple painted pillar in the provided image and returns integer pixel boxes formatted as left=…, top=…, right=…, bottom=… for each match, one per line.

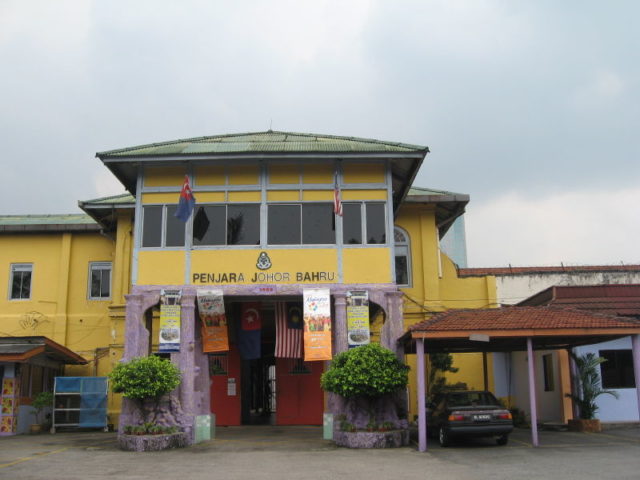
left=527, top=337, right=539, bottom=447
left=631, top=335, right=640, bottom=422
left=417, top=338, right=427, bottom=452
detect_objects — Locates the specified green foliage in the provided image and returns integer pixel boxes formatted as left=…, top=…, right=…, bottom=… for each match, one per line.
left=31, top=391, right=54, bottom=424
left=110, top=356, right=181, bottom=401
left=567, top=352, right=619, bottom=420
left=428, top=352, right=459, bottom=395
left=320, top=343, right=409, bottom=398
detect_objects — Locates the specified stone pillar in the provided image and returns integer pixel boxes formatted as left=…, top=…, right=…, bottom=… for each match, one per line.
left=122, top=294, right=146, bottom=361
left=333, top=293, right=348, bottom=354
left=176, top=293, right=197, bottom=442
left=329, top=293, right=348, bottom=416
left=384, top=291, right=405, bottom=358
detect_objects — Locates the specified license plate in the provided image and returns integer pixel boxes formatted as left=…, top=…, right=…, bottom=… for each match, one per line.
left=473, top=414, right=491, bottom=421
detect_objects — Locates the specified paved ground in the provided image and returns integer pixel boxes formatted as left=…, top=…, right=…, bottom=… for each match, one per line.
left=1, top=425, right=640, bottom=480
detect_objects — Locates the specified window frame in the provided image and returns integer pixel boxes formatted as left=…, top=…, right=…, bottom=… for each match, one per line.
left=192, top=203, right=261, bottom=247
left=141, top=204, right=187, bottom=249
left=9, top=263, right=33, bottom=300
left=342, top=202, right=388, bottom=246
left=88, top=262, right=112, bottom=300
left=393, top=227, right=412, bottom=287
left=267, top=202, right=336, bottom=246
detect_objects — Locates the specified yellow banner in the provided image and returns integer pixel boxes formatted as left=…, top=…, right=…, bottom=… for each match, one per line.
left=159, top=289, right=181, bottom=353
left=347, top=290, right=370, bottom=346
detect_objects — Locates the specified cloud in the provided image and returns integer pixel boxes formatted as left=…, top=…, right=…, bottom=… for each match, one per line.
left=571, top=70, right=626, bottom=109
left=465, top=186, right=640, bottom=267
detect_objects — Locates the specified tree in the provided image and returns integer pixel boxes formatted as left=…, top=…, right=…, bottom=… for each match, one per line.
left=428, top=352, right=459, bottom=395
left=110, top=356, right=181, bottom=424
left=567, top=352, right=619, bottom=420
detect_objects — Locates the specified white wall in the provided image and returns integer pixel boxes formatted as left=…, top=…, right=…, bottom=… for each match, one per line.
left=496, top=272, right=640, bottom=305
left=575, top=338, right=639, bottom=422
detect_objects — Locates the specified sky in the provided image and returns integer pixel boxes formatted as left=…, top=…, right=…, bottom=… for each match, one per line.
left=1, top=0, right=638, bottom=267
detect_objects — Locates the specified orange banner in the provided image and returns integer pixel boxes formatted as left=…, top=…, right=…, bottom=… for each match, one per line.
left=197, top=289, right=229, bottom=353
left=303, top=289, right=332, bottom=361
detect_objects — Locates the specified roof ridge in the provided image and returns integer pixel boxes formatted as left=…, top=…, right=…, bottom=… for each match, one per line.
left=79, top=193, right=135, bottom=204
left=96, top=130, right=428, bottom=157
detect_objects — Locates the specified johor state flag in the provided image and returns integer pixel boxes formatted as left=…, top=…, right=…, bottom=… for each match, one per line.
left=238, top=303, right=262, bottom=360
left=275, top=302, right=303, bottom=358
left=175, top=175, right=196, bottom=222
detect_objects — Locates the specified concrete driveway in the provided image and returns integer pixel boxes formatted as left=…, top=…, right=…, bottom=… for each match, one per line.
left=1, top=426, right=639, bottom=480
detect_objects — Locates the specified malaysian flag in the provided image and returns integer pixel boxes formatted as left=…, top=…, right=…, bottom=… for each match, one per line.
left=333, top=171, right=343, bottom=216
left=275, top=302, right=302, bottom=358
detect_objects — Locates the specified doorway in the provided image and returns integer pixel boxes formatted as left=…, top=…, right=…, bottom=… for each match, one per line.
left=209, top=301, right=323, bottom=426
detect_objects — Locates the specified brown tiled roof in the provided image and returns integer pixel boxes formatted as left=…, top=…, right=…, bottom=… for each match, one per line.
left=458, top=265, right=640, bottom=277
left=408, top=306, right=640, bottom=333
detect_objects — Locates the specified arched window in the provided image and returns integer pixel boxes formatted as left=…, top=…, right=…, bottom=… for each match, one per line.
left=394, top=227, right=411, bottom=286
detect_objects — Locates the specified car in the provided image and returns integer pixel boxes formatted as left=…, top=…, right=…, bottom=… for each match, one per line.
left=426, top=390, right=513, bottom=447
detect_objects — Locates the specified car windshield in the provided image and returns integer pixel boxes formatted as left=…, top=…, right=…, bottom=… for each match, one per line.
left=446, top=392, right=499, bottom=407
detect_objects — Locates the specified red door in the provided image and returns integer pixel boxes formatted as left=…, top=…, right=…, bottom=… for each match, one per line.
left=275, top=358, right=324, bottom=425
left=210, top=345, right=241, bottom=426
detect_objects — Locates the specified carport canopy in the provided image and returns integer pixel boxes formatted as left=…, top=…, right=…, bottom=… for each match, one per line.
left=398, top=306, right=640, bottom=452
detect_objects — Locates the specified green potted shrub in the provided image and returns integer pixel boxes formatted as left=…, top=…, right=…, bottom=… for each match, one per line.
left=30, top=391, right=54, bottom=434
left=566, top=352, right=619, bottom=432
left=110, top=356, right=181, bottom=427
left=321, top=343, right=410, bottom=447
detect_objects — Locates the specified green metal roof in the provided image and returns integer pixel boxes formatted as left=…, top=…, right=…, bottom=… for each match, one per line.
left=0, top=214, right=100, bottom=233
left=80, top=193, right=135, bottom=206
left=97, top=131, right=428, bottom=158
left=0, top=214, right=96, bottom=226
left=408, top=186, right=467, bottom=197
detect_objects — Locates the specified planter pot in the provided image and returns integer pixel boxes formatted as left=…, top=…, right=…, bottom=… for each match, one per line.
left=29, top=424, right=42, bottom=434
left=568, top=419, right=601, bottom=433
left=118, top=432, right=189, bottom=452
left=333, top=429, right=409, bottom=448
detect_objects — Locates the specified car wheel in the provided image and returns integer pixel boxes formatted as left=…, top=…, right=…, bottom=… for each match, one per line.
left=496, top=434, right=509, bottom=446
left=438, top=427, right=451, bottom=447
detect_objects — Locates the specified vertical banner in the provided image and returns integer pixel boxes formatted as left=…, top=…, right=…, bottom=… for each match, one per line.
left=159, top=289, right=182, bottom=353
left=238, top=303, right=262, bottom=360
left=197, top=289, right=229, bottom=353
left=346, top=290, right=370, bottom=347
left=0, top=377, right=19, bottom=435
left=303, top=289, right=332, bottom=361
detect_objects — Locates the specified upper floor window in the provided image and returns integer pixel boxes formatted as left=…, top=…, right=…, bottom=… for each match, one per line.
left=343, top=203, right=387, bottom=245
left=193, top=204, right=260, bottom=246
left=142, top=205, right=186, bottom=248
left=89, top=262, right=112, bottom=300
left=394, top=227, right=411, bottom=286
left=10, top=263, right=32, bottom=300
left=268, top=203, right=335, bottom=245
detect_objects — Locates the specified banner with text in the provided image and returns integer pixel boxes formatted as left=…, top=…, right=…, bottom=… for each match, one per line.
left=159, top=289, right=182, bottom=353
left=303, top=289, right=332, bottom=361
left=347, top=290, right=370, bottom=347
left=197, top=289, right=229, bottom=353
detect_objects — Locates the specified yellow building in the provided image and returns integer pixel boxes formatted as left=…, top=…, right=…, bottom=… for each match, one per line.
left=0, top=131, right=494, bottom=438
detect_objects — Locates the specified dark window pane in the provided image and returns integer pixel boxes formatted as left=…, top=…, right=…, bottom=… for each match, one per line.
left=193, top=206, right=225, bottom=245
left=302, top=204, right=335, bottom=244
left=600, top=350, right=635, bottom=389
left=228, top=205, right=260, bottom=245
left=395, top=255, right=408, bottom=285
left=142, top=206, right=163, bottom=247
left=91, top=270, right=101, bottom=297
left=165, top=205, right=186, bottom=247
left=100, top=269, right=111, bottom=297
left=342, top=203, right=362, bottom=244
left=11, top=269, right=31, bottom=299
left=366, top=203, right=386, bottom=244
left=268, top=205, right=301, bottom=244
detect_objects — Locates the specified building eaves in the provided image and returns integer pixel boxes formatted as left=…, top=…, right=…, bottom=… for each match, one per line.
left=0, top=214, right=100, bottom=233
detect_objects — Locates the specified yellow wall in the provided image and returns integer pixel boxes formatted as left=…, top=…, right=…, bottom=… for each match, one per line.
left=395, top=204, right=496, bottom=418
